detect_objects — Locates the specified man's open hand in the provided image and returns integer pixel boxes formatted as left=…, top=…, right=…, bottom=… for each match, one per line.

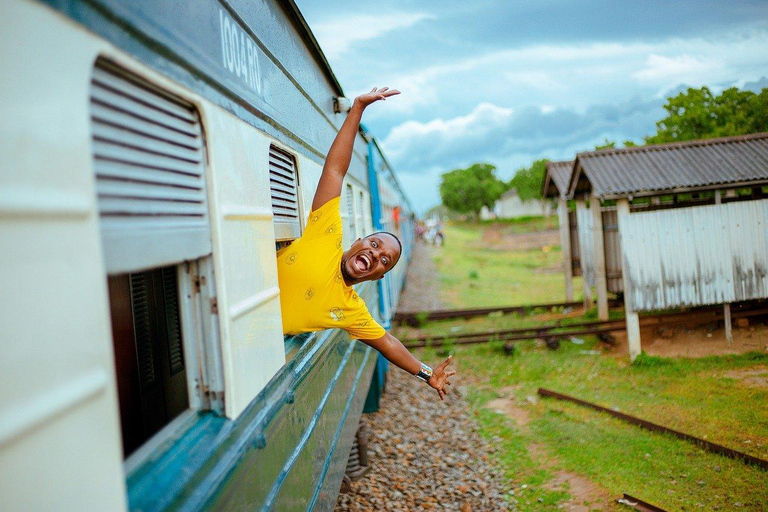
left=355, top=87, right=400, bottom=108
left=428, top=355, right=456, bottom=401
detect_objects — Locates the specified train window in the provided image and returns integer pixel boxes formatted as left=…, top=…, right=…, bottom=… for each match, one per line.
left=108, top=267, right=189, bottom=456
left=91, top=60, right=221, bottom=458
left=363, top=191, right=373, bottom=233
left=269, top=144, right=302, bottom=241
left=342, top=183, right=356, bottom=248
left=356, top=190, right=365, bottom=237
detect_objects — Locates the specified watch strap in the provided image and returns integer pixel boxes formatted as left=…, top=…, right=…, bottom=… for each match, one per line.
left=416, top=363, right=433, bottom=383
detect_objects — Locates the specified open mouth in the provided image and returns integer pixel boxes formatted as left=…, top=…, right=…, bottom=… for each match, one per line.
left=354, top=254, right=371, bottom=272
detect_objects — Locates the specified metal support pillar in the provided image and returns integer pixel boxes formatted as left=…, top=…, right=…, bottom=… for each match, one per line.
left=558, top=198, right=574, bottom=302
left=617, top=199, right=641, bottom=360
left=724, top=303, right=733, bottom=343
left=590, top=195, right=608, bottom=320
left=714, top=190, right=733, bottom=343
left=576, top=198, right=593, bottom=309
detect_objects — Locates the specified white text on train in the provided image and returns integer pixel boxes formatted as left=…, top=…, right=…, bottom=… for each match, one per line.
left=219, top=9, right=263, bottom=95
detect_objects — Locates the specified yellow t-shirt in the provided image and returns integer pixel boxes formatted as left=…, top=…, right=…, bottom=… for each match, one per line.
left=276, top=196, right=386, bottom=340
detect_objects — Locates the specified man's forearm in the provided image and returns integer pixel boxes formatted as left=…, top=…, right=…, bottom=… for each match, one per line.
left=364, top=332, right=422, bottom=375
left=322, top=101, right=364, bottom=180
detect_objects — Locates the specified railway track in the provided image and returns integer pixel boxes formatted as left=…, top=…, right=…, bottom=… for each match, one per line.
left=538, top=388, right=768, bottom=471
left=394, top=299, right=623, bottom=325
left=402, top=305, right=768, bottom=349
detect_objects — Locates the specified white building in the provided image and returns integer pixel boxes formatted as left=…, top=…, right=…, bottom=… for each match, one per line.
left=483, top=188, right=553, bottom=220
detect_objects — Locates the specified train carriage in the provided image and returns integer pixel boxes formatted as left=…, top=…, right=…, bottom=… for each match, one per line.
left=0, top=0, right=413, bottom=510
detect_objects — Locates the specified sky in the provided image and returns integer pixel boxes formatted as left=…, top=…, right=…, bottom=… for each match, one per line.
left=296, top=0, right=768, bottom=214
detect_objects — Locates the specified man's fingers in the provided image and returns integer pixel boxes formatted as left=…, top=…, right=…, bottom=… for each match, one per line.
left=446, top=370, right=457, bottom=377
left=379, top=87, right=389, bottom=92
left=437, top=355, right=453, bottom=370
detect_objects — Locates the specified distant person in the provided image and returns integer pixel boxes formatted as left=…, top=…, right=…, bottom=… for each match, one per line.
left=276, top=87, right=455, bottom=399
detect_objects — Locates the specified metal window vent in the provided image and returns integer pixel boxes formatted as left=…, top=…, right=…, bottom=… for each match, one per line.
left=161, top=267, right=185, bottom=376
left=356, top=191, right=365, bottom=236
left=346, top=184, right=356, bottom=228
left=129, top=273, right=156, bottom=390
left=269, top=144, right=301, bottom=240
left=90, top=59, right=211, bottom=274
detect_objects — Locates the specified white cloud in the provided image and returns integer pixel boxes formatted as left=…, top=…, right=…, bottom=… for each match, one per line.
left=312, top=12, right=432, bottom=60
left=358, top=29, right=768, bottom=119
left=633, top=54, right=724, bottom=87
left=381, top=95, right=665, bottom=210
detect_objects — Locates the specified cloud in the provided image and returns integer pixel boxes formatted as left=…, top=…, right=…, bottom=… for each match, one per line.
left=381, top=96, right=665, bottom=213
left=311, top=12, right=432, bottom=60
left=382, top=96, right=663, bottom=176
left=353, top=28, right=768, bottom=127
left=633, top=54, right=724, bottom=87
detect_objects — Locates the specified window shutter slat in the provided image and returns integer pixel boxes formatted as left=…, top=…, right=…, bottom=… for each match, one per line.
left=161, top=268, right=185, bottom=376
left=91, top=60, right=212, bottom=274
left=269, top=145, right=301, bottom=240
left=130, top=273, right=157, bottom=390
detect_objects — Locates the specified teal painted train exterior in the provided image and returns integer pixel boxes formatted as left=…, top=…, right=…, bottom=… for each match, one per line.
left=0, top=0, right=413, bottom=510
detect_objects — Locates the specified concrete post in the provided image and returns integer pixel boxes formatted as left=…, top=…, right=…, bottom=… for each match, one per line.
left=558, top=198, right=574, bottom=302
left=714, top=190, right=732, bottom=342
left=617, top=199, right=641, bottom=361
left=591, top=195, right=609, bottom=320
left=576, top=198, right=593, bottom=309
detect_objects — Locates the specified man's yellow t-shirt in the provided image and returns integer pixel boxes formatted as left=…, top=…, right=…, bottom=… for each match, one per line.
left=276, top=196, right=386, bottom=340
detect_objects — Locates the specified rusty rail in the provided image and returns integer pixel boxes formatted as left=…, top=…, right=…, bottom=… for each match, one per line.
left=538, top=388, right=768, bottom=471
left=401, top=306, right=768, bottom=348
left=618, top=493, right=668, bottom=512
left=394, top=299, right=622, bottom=325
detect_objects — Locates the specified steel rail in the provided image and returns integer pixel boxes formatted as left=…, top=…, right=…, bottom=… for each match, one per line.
left=537, top=388, right=768, bottom=471
left=401, top=306, right=768, bottom=348
left=618, top=493, right=668, bottom=512
left=393, top=299, right=622, bottom=325
left=395, top=298, right=764, bottom=325
left=403, top=326, right=621, bottom=349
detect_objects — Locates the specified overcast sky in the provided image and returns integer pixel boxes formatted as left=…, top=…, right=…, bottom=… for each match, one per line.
left=296, top=0, right=768, bottom=214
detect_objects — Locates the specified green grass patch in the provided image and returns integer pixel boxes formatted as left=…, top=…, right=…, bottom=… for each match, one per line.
left=415, top=336, right=768, bottom=510
left=435, top=223, right=583, bottom=308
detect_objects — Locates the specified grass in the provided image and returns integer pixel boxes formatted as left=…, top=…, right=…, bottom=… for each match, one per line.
left=405, top=219, right=768, bottom=510
left=410, top=337, right=768, bottom=510
left=435, top=220, right=583, bottom=308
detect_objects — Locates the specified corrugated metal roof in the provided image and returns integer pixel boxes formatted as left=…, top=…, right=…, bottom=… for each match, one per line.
left=569, top=132, right=768, bottom=198
left=542, top=160, right=574, bottom=198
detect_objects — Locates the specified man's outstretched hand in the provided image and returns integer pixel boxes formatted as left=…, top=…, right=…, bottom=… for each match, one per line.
left=428, top=355, right=456, bottom=401
left=355, top=87, right=400, bottom=108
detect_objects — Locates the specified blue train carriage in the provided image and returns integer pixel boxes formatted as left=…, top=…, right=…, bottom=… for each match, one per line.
left=0, top=0, right=412, bottom=510
left=362, top=137, right=416, bottom=412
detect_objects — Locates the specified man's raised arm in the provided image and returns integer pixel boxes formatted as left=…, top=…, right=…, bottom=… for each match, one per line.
left=312, top=87, right=400, bottom=211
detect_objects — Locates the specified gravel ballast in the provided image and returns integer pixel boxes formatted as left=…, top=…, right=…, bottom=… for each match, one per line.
left=334, top=367, right=509, bottom=511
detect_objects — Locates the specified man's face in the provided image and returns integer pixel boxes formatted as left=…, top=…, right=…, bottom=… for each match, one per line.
left=341, top=233, right=401, bottom=284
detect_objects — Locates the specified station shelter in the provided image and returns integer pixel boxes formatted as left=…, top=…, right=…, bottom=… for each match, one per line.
left=567, top=133, right=768, bottom=359
left=542, top=160, right=623, bottom=314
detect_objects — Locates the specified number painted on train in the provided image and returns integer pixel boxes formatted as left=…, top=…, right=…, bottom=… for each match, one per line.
left=219, top=8, right=263, bottom=95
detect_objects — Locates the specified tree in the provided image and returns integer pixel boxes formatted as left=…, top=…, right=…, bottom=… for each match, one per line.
left=439, top=163, right=506, bottom=217
left=508, top=158, right=548, bottom=201
left=646, top=86, right=768, bottom=144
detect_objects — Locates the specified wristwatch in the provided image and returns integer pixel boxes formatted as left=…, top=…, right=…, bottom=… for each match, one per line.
left=416, top=362, right=433, bottom=383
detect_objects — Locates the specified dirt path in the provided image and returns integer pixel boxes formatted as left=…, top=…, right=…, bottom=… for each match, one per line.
left=484, top=392, right=616, bottom=511
left=396, top=240, right=446, bottom=313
